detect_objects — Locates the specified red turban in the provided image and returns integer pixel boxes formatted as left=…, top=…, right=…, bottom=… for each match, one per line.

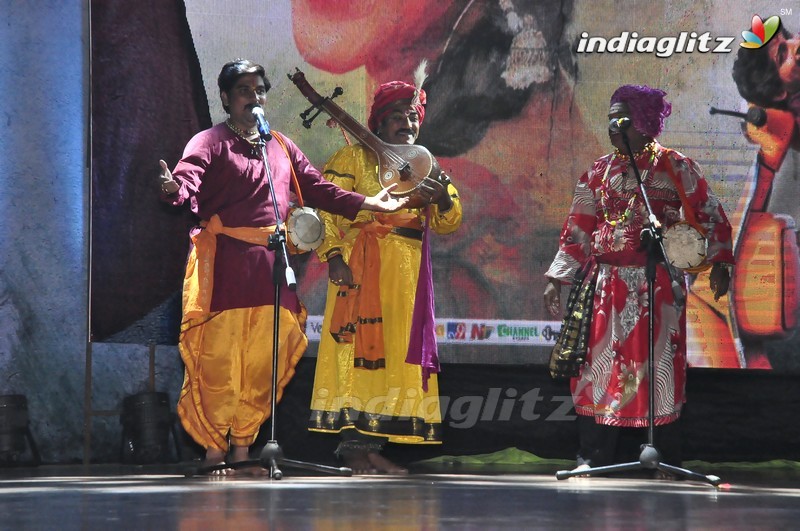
left=367, top=81, right=426, bottom=133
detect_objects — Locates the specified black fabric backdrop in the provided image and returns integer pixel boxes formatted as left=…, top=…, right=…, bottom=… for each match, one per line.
left=171, top=361, right=800, bottom=466
left=90, top=0, right=209, bottom=342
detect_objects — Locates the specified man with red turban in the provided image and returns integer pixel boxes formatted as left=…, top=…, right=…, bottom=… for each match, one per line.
left=543, top=85, right=734, bottom=476
left=308, top=77, right=462, bottom=474
left=367, top=80, right=427, bottom=133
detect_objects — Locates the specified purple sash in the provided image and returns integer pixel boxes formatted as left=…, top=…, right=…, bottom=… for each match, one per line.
left=405, top=209, right=439, bottom=391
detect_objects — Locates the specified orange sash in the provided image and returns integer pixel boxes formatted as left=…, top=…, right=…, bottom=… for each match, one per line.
left=330, top=213, right=423, bottom=369
left=183, top=214, right=277, bottom=320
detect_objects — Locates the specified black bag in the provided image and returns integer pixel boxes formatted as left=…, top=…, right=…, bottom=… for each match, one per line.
left=548, top=262, right=598, bottom=379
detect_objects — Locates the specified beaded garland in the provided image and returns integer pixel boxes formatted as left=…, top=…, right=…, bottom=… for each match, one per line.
left=600, top=141, right=658, bottom=227
left=612, top=140, right=657, bottom=162
left=226, top=119, right=265, bottom=157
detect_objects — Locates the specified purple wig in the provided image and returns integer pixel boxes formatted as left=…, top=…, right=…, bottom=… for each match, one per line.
left=610, top=85, right=672, bottom=138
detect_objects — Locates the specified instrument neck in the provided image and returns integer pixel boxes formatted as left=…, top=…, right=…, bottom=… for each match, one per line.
left=317, top=99, right=389, bottom=154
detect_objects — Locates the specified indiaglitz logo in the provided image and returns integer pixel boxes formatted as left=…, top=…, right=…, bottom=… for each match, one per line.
left=740, top=15, right=781, bottom=49
left=576, top=31, right=735, bottom=58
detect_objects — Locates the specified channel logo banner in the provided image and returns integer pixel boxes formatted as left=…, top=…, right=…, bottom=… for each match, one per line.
left=305, top=316, right=561, bottom=347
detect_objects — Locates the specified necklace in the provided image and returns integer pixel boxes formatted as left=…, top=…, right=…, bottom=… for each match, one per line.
left=600, top=144, right=658, bottom=227
left=601, top=187, right=637, bottom=227
left=226, top=120, right=264, bottom=157
left=612, top=140, right=657, bottom=162
left=226, top=119, right=257, bottom=137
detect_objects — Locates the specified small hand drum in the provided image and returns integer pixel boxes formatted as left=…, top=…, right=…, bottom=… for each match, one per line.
left=662, top=221, right=709, bottom=272
left=286, top=206, right=324, bottom=253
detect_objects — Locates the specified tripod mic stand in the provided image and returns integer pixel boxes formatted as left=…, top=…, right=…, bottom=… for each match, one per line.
left=555, top=129, right=721, bottom=487
left=196, top=134, right=351, bottom=479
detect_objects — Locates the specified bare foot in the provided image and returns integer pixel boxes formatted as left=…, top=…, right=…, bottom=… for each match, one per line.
left=367, top=451, right=408, bottom=475
left=227, top=445, right=269, bottom=477
left=229, top=445, right=250, bottom=464
left=570, top=463, right=592, bottom=478
left=341, top=450, right=378, bottom=475
left=203, top=448, right=234, bottom=477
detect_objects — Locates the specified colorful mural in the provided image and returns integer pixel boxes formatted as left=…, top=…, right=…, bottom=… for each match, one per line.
left=90, top=0, right=800, bottom=373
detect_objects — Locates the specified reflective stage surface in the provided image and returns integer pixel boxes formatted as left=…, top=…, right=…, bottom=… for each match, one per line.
left=2, top=463, right=799, bottom=529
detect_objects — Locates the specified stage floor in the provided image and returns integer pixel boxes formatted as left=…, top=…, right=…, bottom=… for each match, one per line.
left=2, top=462, right=800, bottom=529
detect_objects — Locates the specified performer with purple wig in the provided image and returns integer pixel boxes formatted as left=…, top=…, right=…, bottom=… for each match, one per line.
left=543, top=85, right=734, bottom=475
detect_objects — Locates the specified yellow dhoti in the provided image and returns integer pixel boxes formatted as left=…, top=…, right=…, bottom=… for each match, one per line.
left=176, top=215, right=307, bottom=451
left=177, top=305, right=308, bottom=451
left=309, top=232, right=442, bottom=444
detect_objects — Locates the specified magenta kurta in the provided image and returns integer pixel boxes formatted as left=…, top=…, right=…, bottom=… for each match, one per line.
left=164, top=123, right=365, bottom=313
left=162, top=123, right=367, bottom=451
left=546, top=142, right=733, bottom=427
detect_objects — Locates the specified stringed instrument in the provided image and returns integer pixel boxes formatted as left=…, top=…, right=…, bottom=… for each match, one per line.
left=288, top=68, right=445, bottom=208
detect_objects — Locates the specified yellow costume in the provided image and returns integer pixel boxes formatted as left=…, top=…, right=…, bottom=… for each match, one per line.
left=309, top=144, right=462, bottom=444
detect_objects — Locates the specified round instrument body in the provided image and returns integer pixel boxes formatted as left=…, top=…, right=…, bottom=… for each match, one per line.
left=380, top=143, right=442, bottom=209
left=287, top=206, right=324, bottom=253
left=287, top=70, right=446, bottom=210
left=662, top=221, right=709, bottom=271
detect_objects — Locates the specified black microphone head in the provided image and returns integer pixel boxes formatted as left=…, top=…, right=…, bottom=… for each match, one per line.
left=609, top=117, right=632, bottom=132
left=745, top=107, right=767, bottom=127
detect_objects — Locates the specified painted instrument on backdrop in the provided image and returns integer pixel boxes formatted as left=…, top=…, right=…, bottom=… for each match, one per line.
left=288, top=68, right=447, bottom=208
left=709, top=105, right=799, bottom=338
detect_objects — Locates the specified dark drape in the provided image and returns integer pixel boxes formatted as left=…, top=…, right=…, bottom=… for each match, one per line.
left=90, top=0, right=211, bottom=341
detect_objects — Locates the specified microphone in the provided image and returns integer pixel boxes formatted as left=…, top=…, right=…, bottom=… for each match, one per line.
left=708, top=106, right=767, bottom=127
left=609, top=117, right=632, bottom=132
left=251, top=106, right=273, bottom=141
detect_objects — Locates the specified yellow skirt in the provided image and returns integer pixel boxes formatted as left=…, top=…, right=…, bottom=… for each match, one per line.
left=309, top=234, right=442, bottom=444
left=177, top=304, right=307, bottom=451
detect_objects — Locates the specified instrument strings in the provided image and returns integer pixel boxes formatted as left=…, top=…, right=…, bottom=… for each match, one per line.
left=382, top=147, right=422, bottom=176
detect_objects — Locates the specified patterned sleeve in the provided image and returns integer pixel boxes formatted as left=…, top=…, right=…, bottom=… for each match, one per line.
left=430, top=182, right=462, bottom=235
left=284, top=135, right=365, bottom=219
left=314, top=145, right=361, bottom=262
left=544, top=167, right=599, bottom=284
left=669, top=153, right=734, bottom=264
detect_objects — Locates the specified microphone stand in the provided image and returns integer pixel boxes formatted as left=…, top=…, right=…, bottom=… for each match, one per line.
left=555, top=129, right=721, bottom=486
left=195, top=133, right=351, bottom=479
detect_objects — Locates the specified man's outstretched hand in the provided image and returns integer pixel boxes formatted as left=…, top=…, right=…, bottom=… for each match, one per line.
left=159, top=160, right=179, bottom=195
left=361, top=183, right=409, bottom=212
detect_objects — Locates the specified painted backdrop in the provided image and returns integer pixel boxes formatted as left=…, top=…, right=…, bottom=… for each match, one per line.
left=91, top=0, right=800, bottom=374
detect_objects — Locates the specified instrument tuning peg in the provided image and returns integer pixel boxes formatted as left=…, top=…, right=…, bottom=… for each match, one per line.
left=300, top=104, right=324, bottom=129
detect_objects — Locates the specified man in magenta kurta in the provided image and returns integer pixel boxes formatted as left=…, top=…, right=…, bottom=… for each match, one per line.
left=158, top=59, right=407, bottom=474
